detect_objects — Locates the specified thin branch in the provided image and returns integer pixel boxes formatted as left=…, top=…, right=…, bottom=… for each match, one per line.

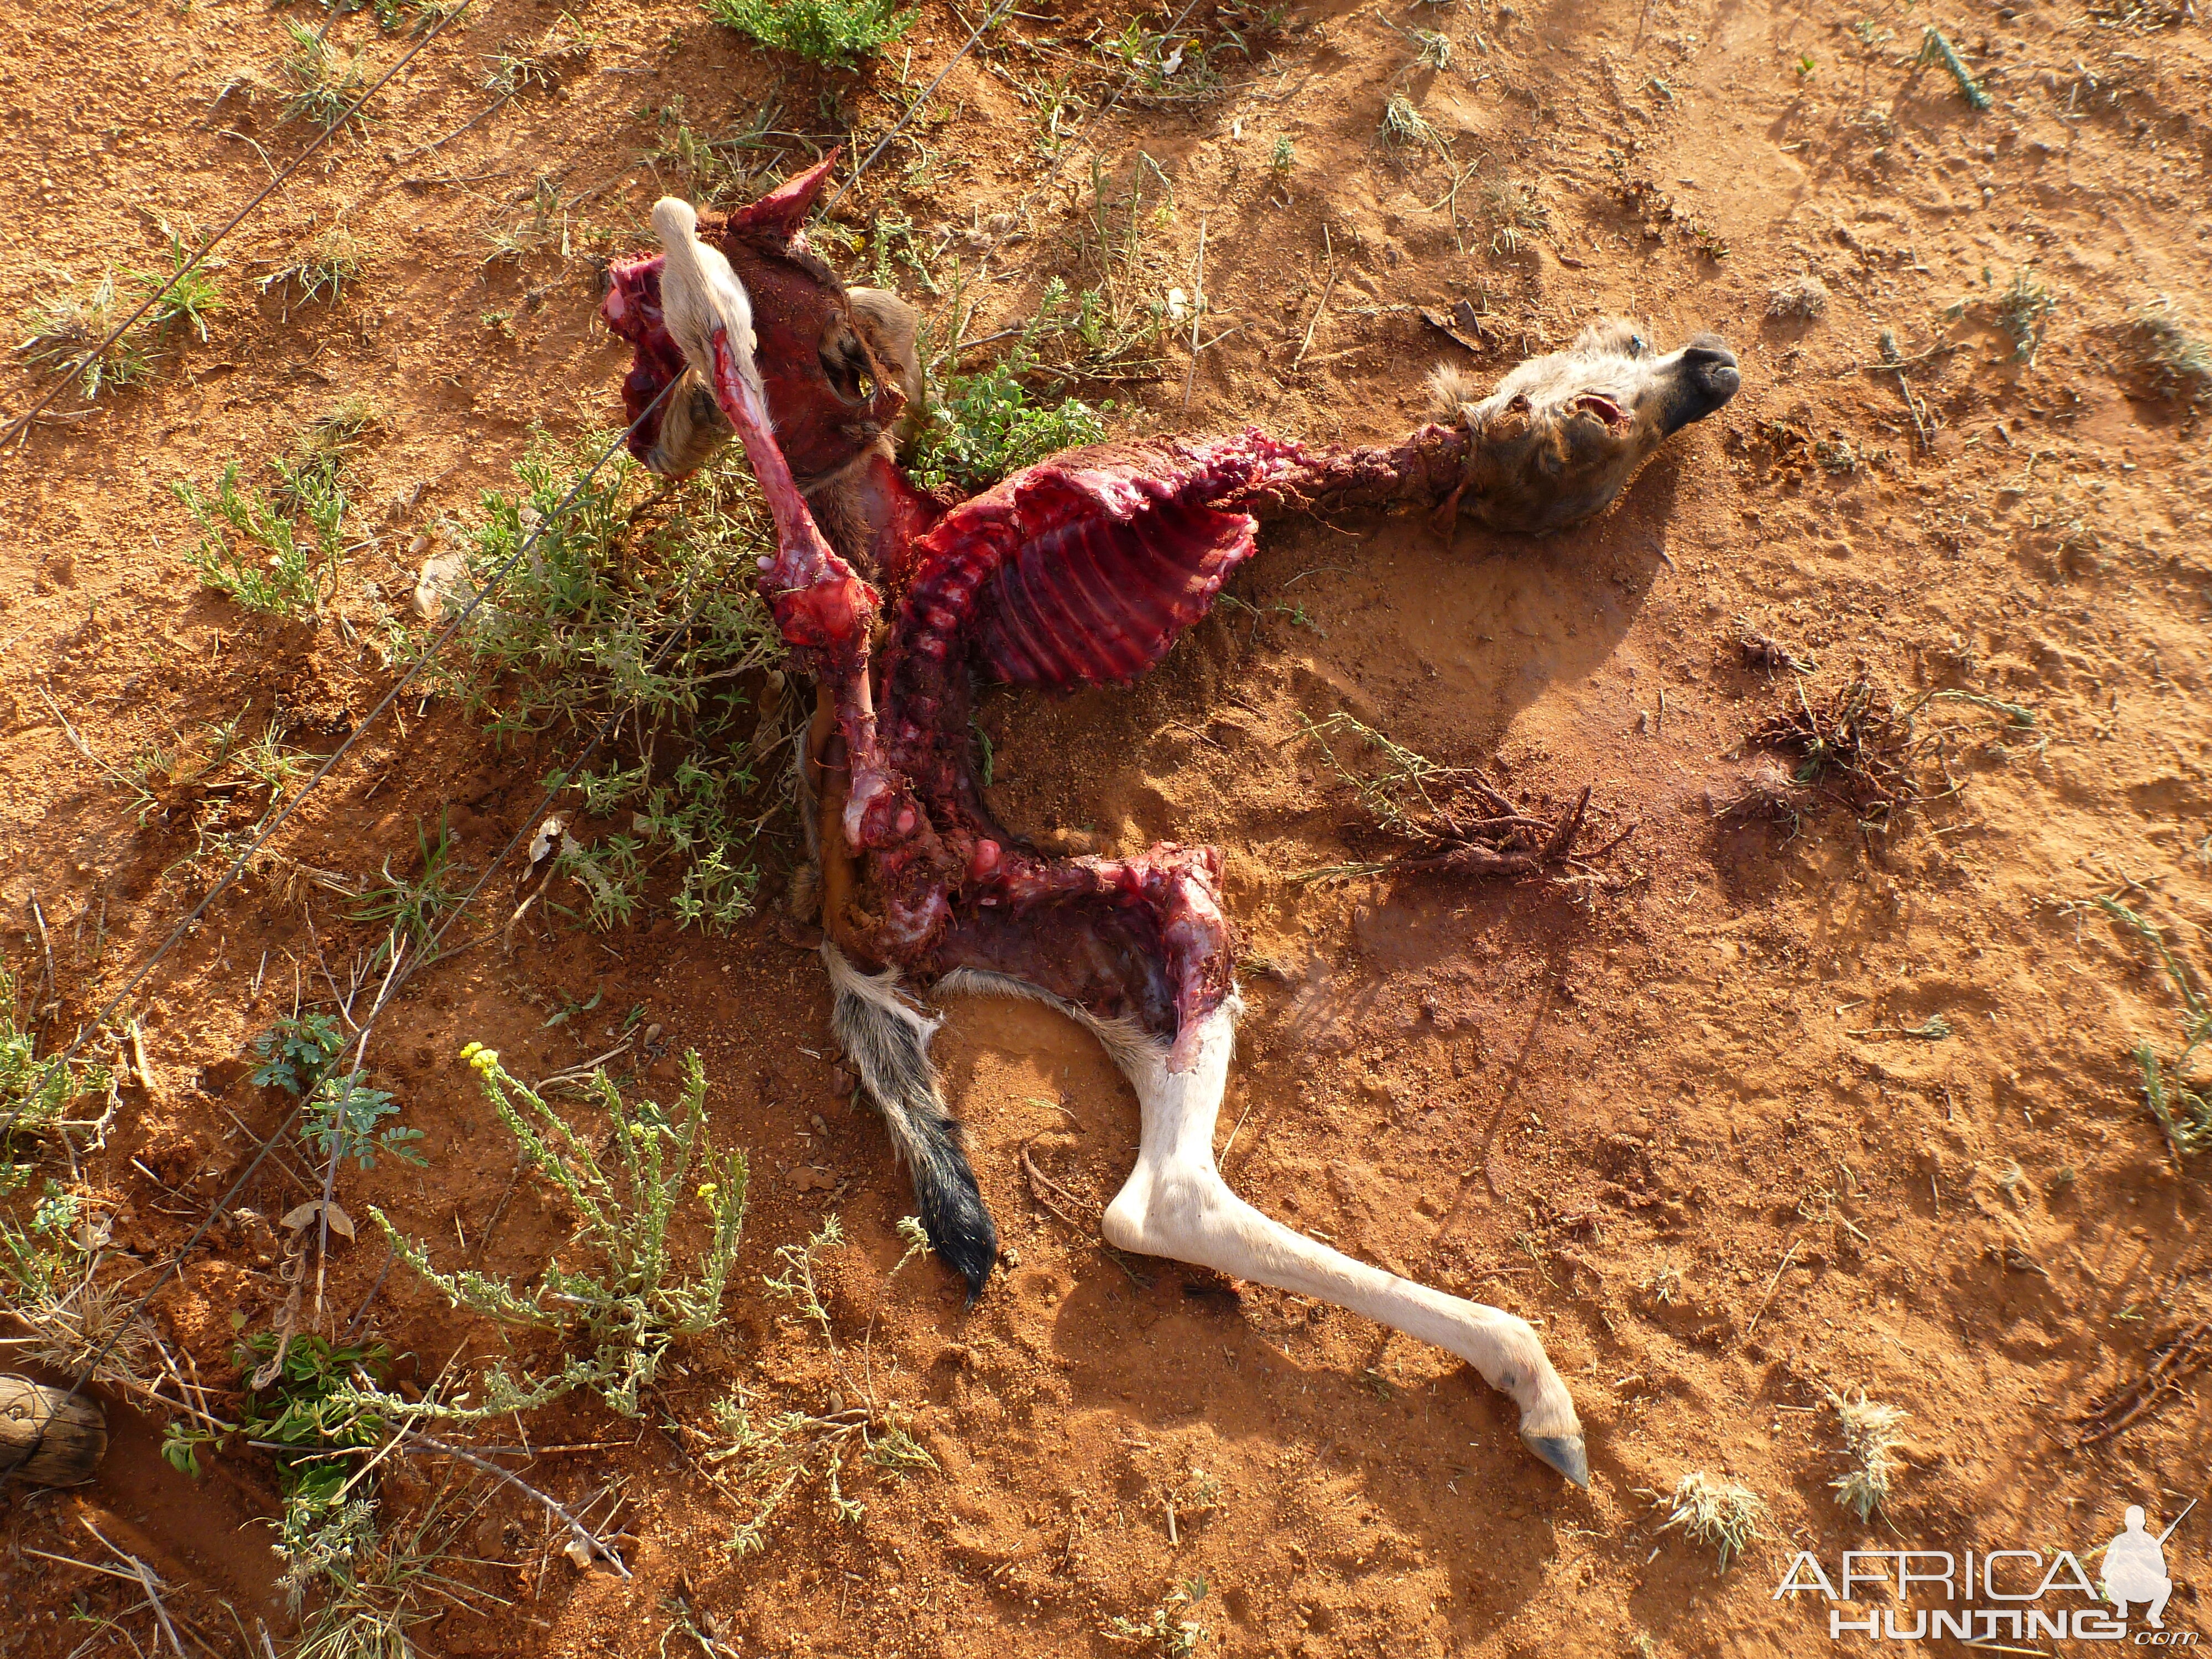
left=401, top=1435, right=632, bottom=1578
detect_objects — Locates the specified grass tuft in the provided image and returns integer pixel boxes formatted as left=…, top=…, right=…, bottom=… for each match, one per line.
left=2098, top=897, right=2212, bottom=1159
left=1655, top=1471, right=1766, bottom=1573
left=174, top=446, right=349, bottom=620
left=1828, top=1388, right=1907, bottom=1520
left=0, top=1196, right=155, bottom=1389
left=1992, top=268, right=2057, bottom=367
left=16, top=270, right=154, bottom=400
left=278, top=19, right=376, bottom=133
left=259, top=225, right=372, bottom=319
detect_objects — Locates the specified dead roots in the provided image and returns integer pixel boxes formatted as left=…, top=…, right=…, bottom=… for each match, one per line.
left=2075, top=1320, right=2212, bottom=1448
left=1744, top=676, right=1917, bottom=822
left=1298, top=712, right=1606, bottom=881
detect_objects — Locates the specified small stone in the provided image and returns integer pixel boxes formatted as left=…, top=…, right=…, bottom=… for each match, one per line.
left=809, top=1113, right=828, bottom=1135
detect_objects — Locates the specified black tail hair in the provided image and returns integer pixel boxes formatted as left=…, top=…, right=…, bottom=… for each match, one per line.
left=822, top=942, right=998, bottom=1302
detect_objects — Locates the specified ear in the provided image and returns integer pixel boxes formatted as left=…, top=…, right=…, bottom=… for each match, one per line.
left=1481, top=392, right=1534, bottom=441
left=730, top=152, right=842, bottom=248
left=847, top=287, right=924, bottom=411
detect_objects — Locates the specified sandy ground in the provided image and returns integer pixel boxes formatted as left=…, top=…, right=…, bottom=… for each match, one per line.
left=3, top=0, right=2212, bottom=1654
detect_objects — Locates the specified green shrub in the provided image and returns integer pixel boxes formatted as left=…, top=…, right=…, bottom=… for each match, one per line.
left=706, top=0, right=916, bottom=66
left=415, top=431, right=790, bottom=935
left=369, top=1042, right=748, bottom=1417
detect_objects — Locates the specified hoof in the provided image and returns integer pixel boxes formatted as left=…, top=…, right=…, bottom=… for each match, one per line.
left=1523, top=1432, right=1589, bottom=1489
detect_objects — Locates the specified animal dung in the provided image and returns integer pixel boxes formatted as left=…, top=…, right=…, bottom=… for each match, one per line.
left=0, top=1374, right=107, bottom=1488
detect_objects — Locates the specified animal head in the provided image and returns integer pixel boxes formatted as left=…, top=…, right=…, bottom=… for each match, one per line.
left=602, top=158, right=922, bottom=483
left=1430, top=319, right=1740, bottom=535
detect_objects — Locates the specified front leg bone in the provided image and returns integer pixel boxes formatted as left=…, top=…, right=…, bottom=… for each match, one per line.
left=1099, top=1004, right=1588, bottom=1486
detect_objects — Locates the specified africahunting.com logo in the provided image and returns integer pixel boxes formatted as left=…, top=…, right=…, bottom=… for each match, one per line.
left=1775, top=1500, right=2197, bottom=1644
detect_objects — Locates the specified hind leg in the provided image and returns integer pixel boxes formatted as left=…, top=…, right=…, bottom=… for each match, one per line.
left=1099, top=1002, right=1587, bottom=1485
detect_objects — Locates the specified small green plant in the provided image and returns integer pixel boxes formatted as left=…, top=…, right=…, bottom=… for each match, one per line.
left=1917, top=25, right=1990, bottom=111
left=2131, top=301, right=2212, bottom=406
left=910, top=356, right=1107, bottom=495
left=237, top=1332, right=394, bottom=1525
left=1410, top=28, right=1451, bottom=69
left=252, top=1009, right=421, bottom=1171
left=1270, top=135, right=1294, bottom=173
left=139, top=225, right=225, bottom=344
left=372, top=1042, right=748, bottom=1416
left=1828, top=1388, right=1907, bottom=1521
left=1992, top=268, right=2057, bottom=367
left=1107, top=1576, right=1212, bottom=1655
left=174, top=452, right=348, bottom=619
left=2, top=967, right=112, bottom=1183
left=16, top=270, right=153, bottom=399
left=351, top=816, right=468, bottom=951
left=1655, top=1472, right=1766, bottom=1573
left=278, top=18, right=375, bottom=133
left=253, top=1010, right=348, bottom=1097
left=305, top=1072, right=424, bottom=1171
left=1795, top=51, right=1816, bottom=79
left=706, top=0, right=916, bottom=66
left=259, top=225, right=372, bottom=319
left=2100, top=898, right=2211, bottom=1159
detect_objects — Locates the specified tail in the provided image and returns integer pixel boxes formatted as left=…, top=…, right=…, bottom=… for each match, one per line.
left=821, top=941, right=998, bottom=1302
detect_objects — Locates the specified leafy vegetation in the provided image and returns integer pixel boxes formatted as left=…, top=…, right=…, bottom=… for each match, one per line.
left=371, top=1043, right=748, bottom=1416
left=911, top=278, right=1114, bottom=495
left=415, top=432, right=792, bottom=933
left=254, top=1009, right=423, bottom=1171
left=174, top=451, right=349, bottom=619
left=706, top=0, right=916, bottom=66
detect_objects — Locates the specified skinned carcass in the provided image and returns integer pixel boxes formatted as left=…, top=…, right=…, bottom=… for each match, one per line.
left=597, top=159, right=1740, bottom=1488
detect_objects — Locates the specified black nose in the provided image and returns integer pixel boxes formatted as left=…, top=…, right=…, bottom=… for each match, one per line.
left=1664, top=335, right=1741, bottom=432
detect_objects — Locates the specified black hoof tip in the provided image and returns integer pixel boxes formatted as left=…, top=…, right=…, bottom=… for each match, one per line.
left=1524, top=1433, right=1590, bottom=1489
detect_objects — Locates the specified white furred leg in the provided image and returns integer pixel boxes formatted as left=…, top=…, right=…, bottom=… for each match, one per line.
left=1099, top=1002, right=1588, bottom=1486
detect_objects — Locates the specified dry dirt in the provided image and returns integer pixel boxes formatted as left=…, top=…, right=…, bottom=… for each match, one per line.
left=4, top=0, right=2212, bottom=1654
